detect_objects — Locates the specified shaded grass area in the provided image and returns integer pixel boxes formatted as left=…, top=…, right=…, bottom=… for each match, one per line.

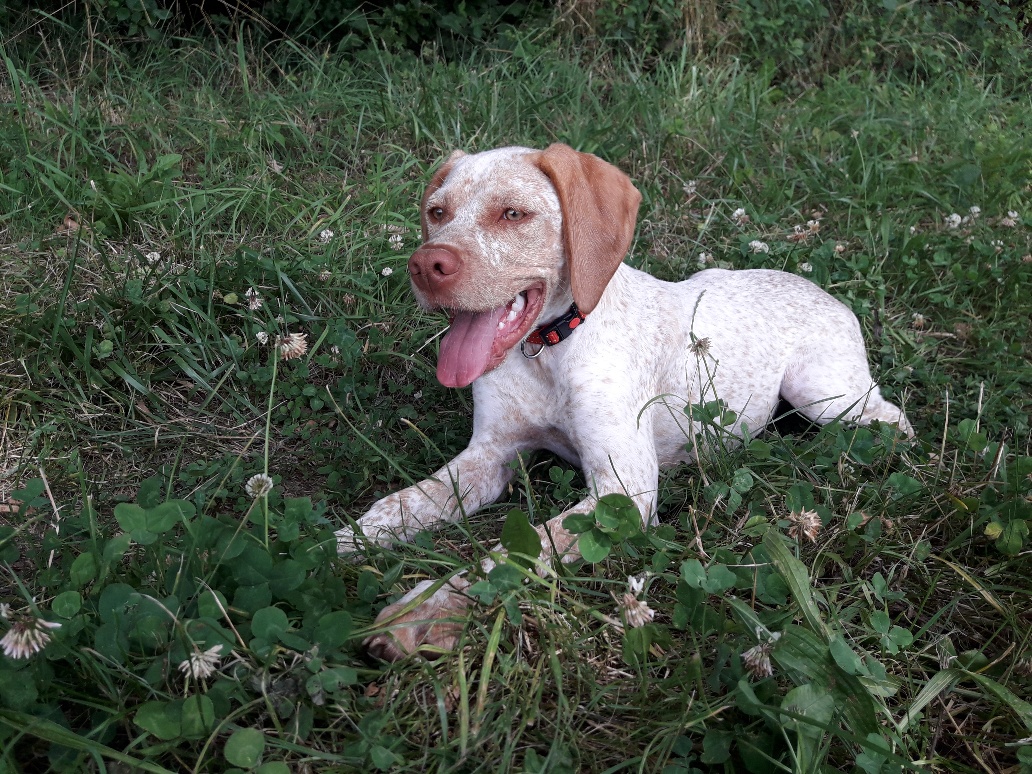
left=1, top=21, right=1031, bottom=773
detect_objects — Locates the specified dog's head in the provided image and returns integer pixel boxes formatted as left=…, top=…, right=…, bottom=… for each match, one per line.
left=408, top=143, right=641, bottom=387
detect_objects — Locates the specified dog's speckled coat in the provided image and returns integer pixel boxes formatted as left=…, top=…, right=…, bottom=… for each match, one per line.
left=337, top=144, right=911, bottom=660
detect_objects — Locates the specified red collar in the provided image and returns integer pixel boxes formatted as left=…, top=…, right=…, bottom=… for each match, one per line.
left=521, top=304, right=587, bottom=358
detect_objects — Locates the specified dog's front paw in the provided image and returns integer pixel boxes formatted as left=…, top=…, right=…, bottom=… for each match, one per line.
left=336, top=495, right=408, bottom=556
left=364, top=577, right=472, bottom=661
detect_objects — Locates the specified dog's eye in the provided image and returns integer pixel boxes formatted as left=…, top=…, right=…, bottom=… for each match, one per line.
left=502, top=208, right=525, bottom=221
left=428, top=206, right=445, bottom=221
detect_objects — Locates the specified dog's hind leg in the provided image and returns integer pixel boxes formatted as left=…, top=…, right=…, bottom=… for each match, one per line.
left=778, top=323, right=912, bottom=438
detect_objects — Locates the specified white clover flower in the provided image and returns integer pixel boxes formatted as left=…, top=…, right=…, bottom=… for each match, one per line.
left=1001, top=211, right=1019, bottom=228
left=911, top=313, right=926, bottom=329
left=806, top=219, right=821, bottom=233
left=991, top=240, right=1004, bottom=253
left=683, top=180, right=697, bottom=196
left=329, top=345, right=340, bottom=355
left=276, top=332, right=308, bottom=361
left=696, top=252, right=713, bottom=267
left=318, top=269, right=332, bottom=281
left=245, top=473, right=274, bottom=499
left=244, top=287, right=262, bottom=311
left=945, top=213, right=962, bottom=229
left=732, top=208, right=749, bottom=225
left=381, top=266, right=394, bottom=277
left=834, top=243, right=846, bottom=254
left=787, top=509, right=821, bottom=543
left=749, top=240, right=770, bottom=254
left=741, top=630, right=781, bottom=680
left=615, top=574, right=655, bottom=629
left=969, top=206, right=981, bottom=218
left=178, top=644, right=226, bottom=680
left=0, top=603, right=10, bottom=619
left=798, top=262, right=813, bottom=273
left=388, top=234, right=404, bottom=250
left=909, top=225, right=918, bottom=235
left=627, top=574, right=647, bottom=596
left=1, top=616, right=61, bottom=659
left=255, top=331, right=269, bottom=346
left=145, top=251, right=161, bottom=264
left=318, top=229, right=335, bottom=243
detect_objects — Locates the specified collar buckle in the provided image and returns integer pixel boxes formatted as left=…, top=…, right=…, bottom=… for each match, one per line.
left=521, top=303, right=586, bottom=359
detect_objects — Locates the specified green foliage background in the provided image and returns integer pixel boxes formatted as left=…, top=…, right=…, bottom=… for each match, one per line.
left=1, top=1, right=1031, bottom=771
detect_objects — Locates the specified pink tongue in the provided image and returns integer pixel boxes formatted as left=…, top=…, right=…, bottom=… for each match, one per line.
left=437, top=305, right=508, bottom=388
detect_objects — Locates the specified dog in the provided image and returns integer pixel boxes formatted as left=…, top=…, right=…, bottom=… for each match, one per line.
left=337, top=143, right=912, bottom=660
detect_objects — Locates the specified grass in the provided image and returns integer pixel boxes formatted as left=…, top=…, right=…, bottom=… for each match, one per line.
left=1, top=9, right=1031, bottom=773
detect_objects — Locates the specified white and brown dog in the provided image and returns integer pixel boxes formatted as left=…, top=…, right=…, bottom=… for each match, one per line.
left=337, top=143, right=911, bottom=660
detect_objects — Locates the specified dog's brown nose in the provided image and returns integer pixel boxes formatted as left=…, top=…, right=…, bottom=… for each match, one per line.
left=409, top=246, right=462, bottom=295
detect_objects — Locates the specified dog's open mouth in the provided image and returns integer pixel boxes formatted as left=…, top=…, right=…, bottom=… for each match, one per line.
left=437, top=285, right=545, bottom=388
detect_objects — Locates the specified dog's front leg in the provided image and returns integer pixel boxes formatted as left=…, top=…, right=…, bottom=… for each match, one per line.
left=336, top=440, right=516, bottom=554
left=517, top=440, right=662, bottom=568
left=362, top=440, right=661, bottom=661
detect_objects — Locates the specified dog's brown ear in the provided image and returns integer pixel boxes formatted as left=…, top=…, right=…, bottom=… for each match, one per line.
left=420, top=150, right=466, bottom=242
left=535, top=143, right=641, bottom=314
